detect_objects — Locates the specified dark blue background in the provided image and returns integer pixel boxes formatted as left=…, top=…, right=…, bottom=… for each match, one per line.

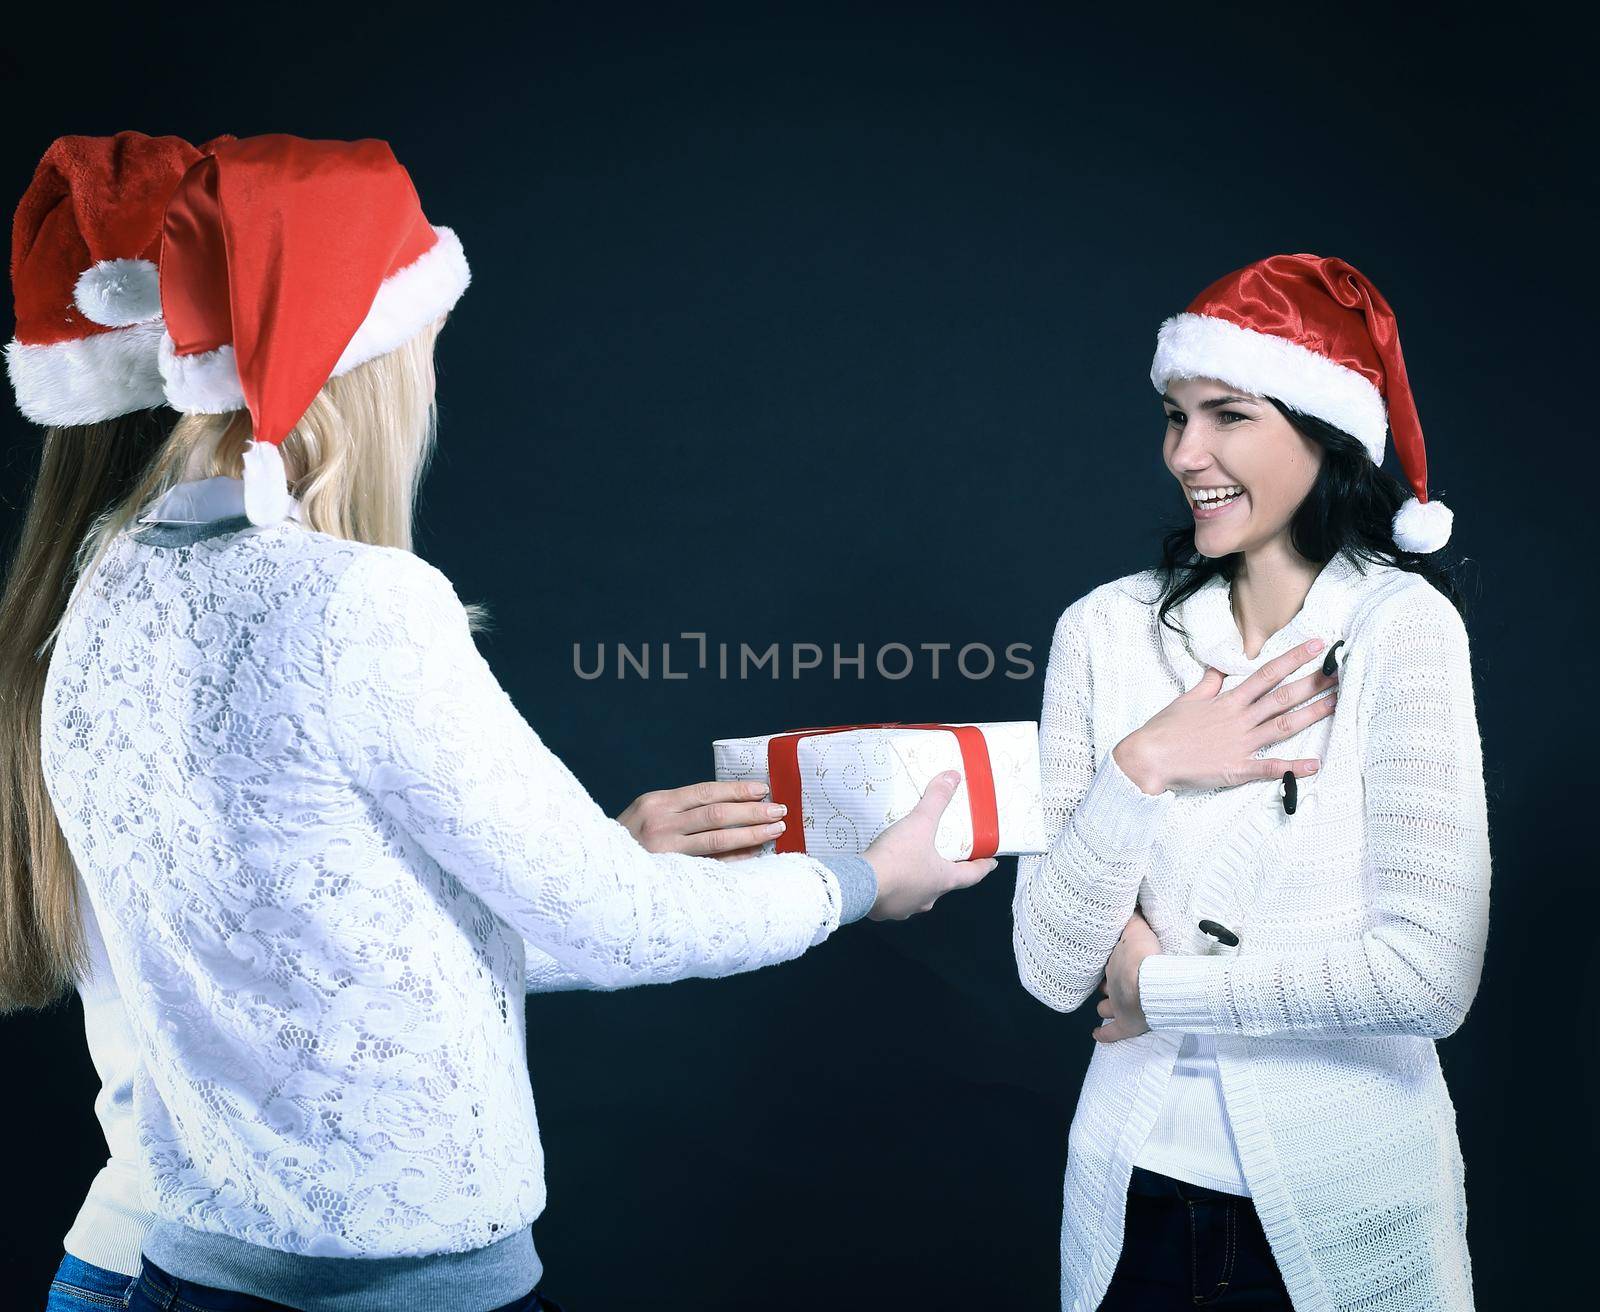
left=2, top=3, right=1587, bottom=1307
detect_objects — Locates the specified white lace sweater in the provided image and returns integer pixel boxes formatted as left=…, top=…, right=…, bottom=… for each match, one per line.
left=41, top=503, right=863, bottom=1261
left=1012, top=548, right=1491, bottom=1312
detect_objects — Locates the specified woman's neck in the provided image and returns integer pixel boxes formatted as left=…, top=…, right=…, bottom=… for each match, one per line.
left=1229, top=541, right=1323, bottom=660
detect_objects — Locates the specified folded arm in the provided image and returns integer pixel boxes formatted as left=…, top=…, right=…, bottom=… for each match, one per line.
left=1138, top=592, right=1492, bottom=1040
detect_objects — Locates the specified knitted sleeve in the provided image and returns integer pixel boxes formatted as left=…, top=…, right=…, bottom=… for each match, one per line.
left=321, top=549, right=847, bottom=990
left=1139, top=589, right=1492, bottom=1040
left=1012, top=596, right=1177, bottom=1012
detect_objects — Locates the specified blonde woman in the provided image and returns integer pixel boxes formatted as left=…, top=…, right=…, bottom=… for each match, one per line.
left=0, top=134, right=806, bottom=1312
left=8, top=135, right=991, bottom=1312
left=1013, top=255, right=1490, bottom=1310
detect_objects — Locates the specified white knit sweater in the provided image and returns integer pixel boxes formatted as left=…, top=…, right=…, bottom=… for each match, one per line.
left=40, top=505, right=858, bottom=1259
left=1012, top=547, right=1491, bottom=1312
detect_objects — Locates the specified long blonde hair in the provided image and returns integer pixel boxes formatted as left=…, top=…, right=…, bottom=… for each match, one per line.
left=0, top=320, right=490, bottom=1010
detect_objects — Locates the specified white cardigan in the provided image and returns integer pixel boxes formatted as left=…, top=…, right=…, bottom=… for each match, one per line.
left=1012, top=547, right=1491, bottom=1312
left=41, top=488, right=859, bottom=1263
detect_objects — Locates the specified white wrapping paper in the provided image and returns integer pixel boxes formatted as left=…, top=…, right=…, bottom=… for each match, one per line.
left=712, top=722, right=1046, bottom=860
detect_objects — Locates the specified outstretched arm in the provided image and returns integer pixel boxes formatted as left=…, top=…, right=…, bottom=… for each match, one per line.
left=322, top=551, right=876, bottom=992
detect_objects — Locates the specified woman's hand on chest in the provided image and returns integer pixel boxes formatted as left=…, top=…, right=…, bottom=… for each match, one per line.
left=1115, top=637, right=1340, bottom=794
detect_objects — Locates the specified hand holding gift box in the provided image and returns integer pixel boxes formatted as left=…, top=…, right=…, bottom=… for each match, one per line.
left=713, top=722, right=1047, bottom=862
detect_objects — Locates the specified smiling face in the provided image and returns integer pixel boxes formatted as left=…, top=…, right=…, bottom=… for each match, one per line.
left=1162, top=377, right=1323, bottom=558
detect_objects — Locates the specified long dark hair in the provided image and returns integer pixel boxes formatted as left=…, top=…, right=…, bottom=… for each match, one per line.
left=0, top=407, right=173, bottom=1009
left=1153, top=400, right=1470, bottom=642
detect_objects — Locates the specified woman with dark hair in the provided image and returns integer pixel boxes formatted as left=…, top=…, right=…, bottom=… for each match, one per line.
left=1012, top=254, right=1490, bottom=1310
left=0, top=132, right=219, bottom=1312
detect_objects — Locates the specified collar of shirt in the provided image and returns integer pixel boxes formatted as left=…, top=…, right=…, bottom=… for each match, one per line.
left=137, top=475, right=304, bottom=526
left=1167, top=547, right=1379, bottom=677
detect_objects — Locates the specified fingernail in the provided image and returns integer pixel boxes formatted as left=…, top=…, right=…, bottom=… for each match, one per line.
left=1308, top=638, right=1325, bottom=653
left=1307, top=760, right=1320, bottom=772
left=767, top=804, right=787, bottom=818
left=750, top=782, right=770, bottom=797
left=767, top=821, right=786, bottom=835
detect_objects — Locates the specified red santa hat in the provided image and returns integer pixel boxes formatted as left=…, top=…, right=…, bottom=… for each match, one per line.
left=157, top=135, right=470, bottom=526
left=6, top=132, right=210, bottom=426
left=1149, top=253, right=1452, bottom=554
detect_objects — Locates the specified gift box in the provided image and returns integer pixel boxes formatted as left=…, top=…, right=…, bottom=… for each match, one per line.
left=712, top=722, right=1046, bottom=861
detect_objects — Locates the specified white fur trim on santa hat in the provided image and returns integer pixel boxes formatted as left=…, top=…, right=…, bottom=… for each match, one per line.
left=1151, top=312, right=1389, bottom=464
left=1392, top=494, right=1453, bottom=553
left=5, top=319, right=167, bottom=426
left=334, top=225, right=469, bottom=376
left=159, top=225, right=470, bottom=416
left=74, top=258, right=162, bottom=327
left=156, top=337, right=244, bottom=415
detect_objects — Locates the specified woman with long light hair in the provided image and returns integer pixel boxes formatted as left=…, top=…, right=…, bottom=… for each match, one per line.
left=8, top=134, right=990, bottom=1311
left=1, top=135, right=806, bottom=1310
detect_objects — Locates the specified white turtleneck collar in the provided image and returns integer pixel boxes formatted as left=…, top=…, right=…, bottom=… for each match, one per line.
left=1164, top=548, right=1385, bottom=677
left=138, top=475, right=304, bottom=526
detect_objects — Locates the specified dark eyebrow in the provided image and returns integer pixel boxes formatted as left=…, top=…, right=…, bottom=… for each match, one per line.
left=1161, top=393, right=1260, bottom=411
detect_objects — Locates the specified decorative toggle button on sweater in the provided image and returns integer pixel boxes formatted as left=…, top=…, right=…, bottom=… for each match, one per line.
left=1012, top=548, right=1491, bottom=1312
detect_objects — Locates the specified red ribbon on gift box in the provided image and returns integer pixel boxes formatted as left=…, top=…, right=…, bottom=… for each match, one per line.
left=764, top=723, right=999, bottom=860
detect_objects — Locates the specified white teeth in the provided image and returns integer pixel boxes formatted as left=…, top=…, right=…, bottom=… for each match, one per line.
left=1191, top=485, right=1244, bottom=504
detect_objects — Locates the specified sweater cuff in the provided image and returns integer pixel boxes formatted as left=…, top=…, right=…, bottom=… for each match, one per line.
left=1070, top=748, right=1174, bottom=855
left=818, top=854, right=878, bottom=925
left=1138, top=953, right=1223, bottom=1032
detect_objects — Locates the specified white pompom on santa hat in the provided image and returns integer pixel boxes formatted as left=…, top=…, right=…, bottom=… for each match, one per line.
left=156, top=135, right=470, bottom=526
left=1149, top=253, right=1452, bottom=553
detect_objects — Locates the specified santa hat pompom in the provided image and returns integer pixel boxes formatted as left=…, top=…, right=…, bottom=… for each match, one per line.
left=241, top=438, right=293, bottom=526
left=1392, top=495, right=1452, bottom=553
left=73, top=258, right=162, bottom=327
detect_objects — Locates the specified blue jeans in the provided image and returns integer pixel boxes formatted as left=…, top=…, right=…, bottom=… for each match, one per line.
left=45, top=1254, right=137, bottom=1310
left=126, top=1258, right=565, bottom=1312
left=1098, top=1167, right=1293, bottom=1309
